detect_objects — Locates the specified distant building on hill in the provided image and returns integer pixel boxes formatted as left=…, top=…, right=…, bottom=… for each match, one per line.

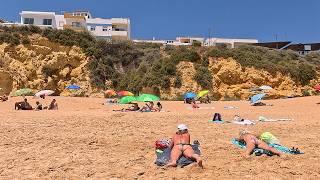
left=284, top=43, right=320, bottom=55
left=17, top=11, right=130, bottom=41
left=252, top=41, right=292, bottom=49
left=133, top=37, right=258, bottom=48
left=252, top=41, right=320, bottom=55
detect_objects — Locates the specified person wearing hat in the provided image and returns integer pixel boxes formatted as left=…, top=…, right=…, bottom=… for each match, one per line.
left=167, top=124, right=203, bottom=168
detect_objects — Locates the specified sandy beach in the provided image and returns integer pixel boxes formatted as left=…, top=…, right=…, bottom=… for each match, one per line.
left=0, top=96, right=320, bottom=179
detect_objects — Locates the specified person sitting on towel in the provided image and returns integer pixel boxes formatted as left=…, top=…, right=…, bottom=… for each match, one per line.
left=35, top=101, right=43, bottom=111
left=140, top=101, right=155, bottom=112
left=156, top=102, right=162, bottom=111
left=167, top=124, right=203, bottom=168
left=237, top=130, right=282, bottom=157
left=48, top=99, right=58, bottom=110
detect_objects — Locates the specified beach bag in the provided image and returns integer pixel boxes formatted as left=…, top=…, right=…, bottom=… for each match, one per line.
left=213, top=113, right=222, bottom=121
left=155, top=139, right=171, bottom=150
left=260, top=132, right=280, bottom=144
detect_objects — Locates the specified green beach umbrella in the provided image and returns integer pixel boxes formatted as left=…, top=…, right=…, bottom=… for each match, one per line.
left=13, top=88, right=33, bottom=96
left=119, top=96, right=137, bottom=104
left=197, top=90, right=209, bottom=98
left=136, top=94, right=160, bottom=102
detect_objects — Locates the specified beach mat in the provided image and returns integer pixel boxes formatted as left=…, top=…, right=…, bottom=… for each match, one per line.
left=155, top=144, right=201, bottom=167
left=232, top=138, right=303, bottom=155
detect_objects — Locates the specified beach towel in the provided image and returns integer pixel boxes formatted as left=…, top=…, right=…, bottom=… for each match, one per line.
left=224, top=106, right=239, bottom=110
left=231, top=138, right=303, bottom=155
left=232, top=120, right=255, bottom=125
left=208, top=120, right=225, bottom=123
left=155, top=143, right=201, bottom=167
left=258, top=116, right=293, bottom=122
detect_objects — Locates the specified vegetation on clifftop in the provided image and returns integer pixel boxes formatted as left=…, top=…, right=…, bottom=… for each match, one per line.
left=1, top=26, right=319, bottom=94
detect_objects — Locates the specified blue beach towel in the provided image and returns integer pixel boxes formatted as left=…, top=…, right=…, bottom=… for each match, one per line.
left=155, top=144, right=201, bottom=167
left=232, top=138, right=303, bottom=155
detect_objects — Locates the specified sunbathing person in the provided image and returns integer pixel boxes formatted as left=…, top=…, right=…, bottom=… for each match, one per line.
left=192, top=100, right=199, bottom=109
left=237, top=130, right=282, bottom=157
left=0, top=95, right=8, bottom=102
left=167, top=124, right=203, bottom=168
left=156, top=102, right=162, bottom=112
left=113, top=103, right=140, bottom=112
left=48, top=99, right=58, bottom=110
left=140, top=102, right=155, bottom=112
left=35, top=101, right=43, bottom=111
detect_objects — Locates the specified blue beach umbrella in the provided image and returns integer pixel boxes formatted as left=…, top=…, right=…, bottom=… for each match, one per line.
left=250, top=93, right=266, bottom=104
left=66, top=85, right=80, bottom=90
left=184, top=92, right=197, bottom=99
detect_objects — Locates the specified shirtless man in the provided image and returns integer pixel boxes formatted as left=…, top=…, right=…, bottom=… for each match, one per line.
left=238, top=130, right=282, bottom=157
left=167, top=124, right=203, bottom=168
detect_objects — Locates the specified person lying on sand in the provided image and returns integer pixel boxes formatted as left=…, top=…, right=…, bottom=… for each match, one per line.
left=236, top=130, right=282, bottom=157
left=167, top=124, right=203, bottom=168
left=113, top=103, right=140, bottom=112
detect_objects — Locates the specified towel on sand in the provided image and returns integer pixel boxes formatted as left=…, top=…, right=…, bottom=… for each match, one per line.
left=232, top=120, right=255, bottom=125
left=155, top=144, right=201, bottom=167
left=232, top=138, right=303, bottom=155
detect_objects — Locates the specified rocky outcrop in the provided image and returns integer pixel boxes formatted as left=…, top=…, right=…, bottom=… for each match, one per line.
left=0, top=37, right=318, bottom=100
left=0, top=37, right=99, bottom=97
left=160, top=58, right=314, bottom=100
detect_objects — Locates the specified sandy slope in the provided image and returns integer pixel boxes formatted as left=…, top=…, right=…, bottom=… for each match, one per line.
left=0, top=96, right=319, bottom=179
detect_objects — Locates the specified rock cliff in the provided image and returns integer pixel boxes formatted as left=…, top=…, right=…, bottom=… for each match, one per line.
left=0, top=37, right=318, bottom=100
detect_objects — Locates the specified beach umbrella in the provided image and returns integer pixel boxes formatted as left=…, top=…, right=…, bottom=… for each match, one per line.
left=105, top=89, right=117, bottom=97
left=197, top=90, right=209, bottom=98
left=119, top=96, right=137, bottom=104
left=117, top=91, right=134, bottom=97
left=259, top=85, right=273, bottom=90
left=34, top=90, right=54, bottom=97
left=13, top=88, right=33, bottom=96
left=184, top=92, right=196, bottom=99
left=66, top=85, right=80, bottom=90
left=250, top=93, right=266, bottom=104
left=136, top=94, right=160, bottom=102
left=314, top=85, right=320, bottom=91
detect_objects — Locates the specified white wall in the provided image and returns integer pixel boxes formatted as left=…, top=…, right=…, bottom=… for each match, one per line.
left=20, top=11, right=56, bottom=28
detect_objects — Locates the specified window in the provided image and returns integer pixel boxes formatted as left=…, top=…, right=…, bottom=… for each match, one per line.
left=43, top=19, right=52, bottom=25
left=102, top=26, right=109, bottom=31
left=24, top=18, right=34, bottom=25
left=90, top=26, right=95, bottom=31
left=72, top=22, right=81, bottom=27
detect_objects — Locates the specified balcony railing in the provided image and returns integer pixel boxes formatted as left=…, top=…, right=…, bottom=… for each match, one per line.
left=63, top=24, right=85, bottom=31
left=64, top=13, right=86, bottom=20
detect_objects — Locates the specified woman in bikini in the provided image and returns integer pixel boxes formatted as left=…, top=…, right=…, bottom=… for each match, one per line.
left=167, top=124, right=203, bottom=167
left=238, top=130, right=282, bottom=157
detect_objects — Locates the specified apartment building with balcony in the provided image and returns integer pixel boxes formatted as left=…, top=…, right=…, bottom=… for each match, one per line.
left=19, top=11, right=130, bottom=40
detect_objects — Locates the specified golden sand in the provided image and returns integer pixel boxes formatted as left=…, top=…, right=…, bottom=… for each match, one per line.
left=0, top=96, right=319, bottom=179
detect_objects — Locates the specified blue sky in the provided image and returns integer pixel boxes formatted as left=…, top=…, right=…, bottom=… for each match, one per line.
left=0, top=0, right=319, bottom=43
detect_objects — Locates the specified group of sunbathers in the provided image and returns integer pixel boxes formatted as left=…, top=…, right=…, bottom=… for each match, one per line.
left=166, top=124, right=283, bottom=169
left=15, top=98, right=58, bottom=110
left=113, top=101, right=162, bottom=112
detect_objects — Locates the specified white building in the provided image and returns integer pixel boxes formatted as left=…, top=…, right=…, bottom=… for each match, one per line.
left=19, top=11, right=131, bottom=40
left=204, top=38, right=258, bottom=48
left=134, top=37, right=257, bottom=48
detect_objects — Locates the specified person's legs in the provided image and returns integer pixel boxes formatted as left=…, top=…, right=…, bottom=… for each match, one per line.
left=258, top=141, right=282, bottom=156
left=183, top=146, right=203, bottom=167
left=167, top=146, right=182, bottom=167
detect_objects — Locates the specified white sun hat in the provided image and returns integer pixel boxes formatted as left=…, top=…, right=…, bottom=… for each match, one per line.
left=177, top=124, right=188, bottom=131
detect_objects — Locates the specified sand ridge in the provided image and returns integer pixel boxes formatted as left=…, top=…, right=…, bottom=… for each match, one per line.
left=0, top=96, right=320, bottom=179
